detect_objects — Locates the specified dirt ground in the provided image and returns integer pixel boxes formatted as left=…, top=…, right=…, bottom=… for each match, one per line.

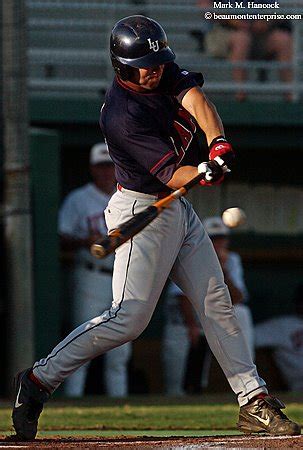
left=2, top=434, right=303, bottom=448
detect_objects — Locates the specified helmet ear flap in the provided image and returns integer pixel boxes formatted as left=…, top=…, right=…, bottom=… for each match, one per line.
left=120, top=65, right=133, bottom=81
left=111, top=55, right=138, bottom=81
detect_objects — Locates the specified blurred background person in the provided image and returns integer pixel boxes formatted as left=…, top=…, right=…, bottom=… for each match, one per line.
left=162, top=216, right=254, bottom=396
left=59, top=143, right=131, bottom=398
left=255, top=284, right=303, bottom=392
left=226, top=18, right=292, bottom=100
left=162, top=282, right=210, bottom=396
left=194, top=1, right=293, bottom=100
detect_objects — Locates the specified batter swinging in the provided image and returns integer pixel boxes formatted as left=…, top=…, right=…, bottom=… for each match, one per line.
left=12, top=15, right=300, bottom=440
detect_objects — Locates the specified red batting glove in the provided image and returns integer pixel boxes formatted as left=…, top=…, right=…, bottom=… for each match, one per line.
left=209, top=136, right=235, bottom=171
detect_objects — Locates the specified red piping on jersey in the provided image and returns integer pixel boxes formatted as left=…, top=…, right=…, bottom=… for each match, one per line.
left=150, top=151, right=175, bottom=174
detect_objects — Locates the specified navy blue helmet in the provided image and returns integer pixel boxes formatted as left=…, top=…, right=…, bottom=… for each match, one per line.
left=110, top=15, right=175, bottom=80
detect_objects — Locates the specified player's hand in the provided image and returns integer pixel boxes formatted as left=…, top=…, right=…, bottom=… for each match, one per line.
left=198, top=160, right=224, bottom=186
left=86, top=233, right=103, bottom=248
left=209, top=136, right=235, bottom=172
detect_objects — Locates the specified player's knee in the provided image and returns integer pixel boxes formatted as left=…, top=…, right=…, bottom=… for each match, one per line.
left=124, top=322, right=147, bottom=341
left=204, top=283, right=233, bottom=321
left=116, top=303, right=151, bottom=341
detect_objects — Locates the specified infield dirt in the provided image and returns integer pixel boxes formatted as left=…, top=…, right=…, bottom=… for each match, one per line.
left=2, top=434, right=303, bottom=448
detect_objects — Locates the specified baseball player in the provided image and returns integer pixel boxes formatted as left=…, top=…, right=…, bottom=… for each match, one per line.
left=12, top=15, right=300, bottom=440
left=59, top=143, right=131, bottom=398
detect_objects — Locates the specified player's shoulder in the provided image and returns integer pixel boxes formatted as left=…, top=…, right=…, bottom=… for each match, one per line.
left=101, top=78, right=133, bottom=126
left=160, top=62, right=204, bottom=93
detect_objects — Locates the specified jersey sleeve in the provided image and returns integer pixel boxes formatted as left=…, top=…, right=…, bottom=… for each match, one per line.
left=123, top=104, right=178, bottom=184
left=160, top=62, right=204, bottom=103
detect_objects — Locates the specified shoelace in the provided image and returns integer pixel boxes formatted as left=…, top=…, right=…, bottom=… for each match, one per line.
left=257, top=398, right=288, bottom=421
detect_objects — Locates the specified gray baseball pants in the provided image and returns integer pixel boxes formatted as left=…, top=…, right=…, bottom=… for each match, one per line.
left=33, top=188, right=267, bottom=405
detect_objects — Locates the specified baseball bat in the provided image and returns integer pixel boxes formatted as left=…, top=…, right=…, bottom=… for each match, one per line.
left=90, top=171, right=206, bottom=259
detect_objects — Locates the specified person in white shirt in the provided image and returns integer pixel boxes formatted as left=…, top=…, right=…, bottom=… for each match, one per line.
left=162, top=216, right=254, bottom=396
left=255, top=284, right=303, bottom=392
left=59, top=143, right=131, bottom=397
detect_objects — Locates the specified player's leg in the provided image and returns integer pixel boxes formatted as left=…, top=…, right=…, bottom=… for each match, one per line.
left=31, top=193, right=186, bottom=391
left=234, top=303, right=255, bottom=360
left=266, top=28, right=292, bottom=84
left=104, top=342, right=131, bottom=397
left=228, top=28, right=252, bottom=100
left=12, top=192, right=187, bottom=439
left=64, top=268, right=113, bottom=397
left=170, top=199, right=300, bottom=434
left=170, top=198, right=267, bottom=404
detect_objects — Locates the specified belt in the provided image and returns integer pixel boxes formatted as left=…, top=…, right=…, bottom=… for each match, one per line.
left=83, top=262, right=112, bottom=275
left=117, top=183, right=169, bottom=199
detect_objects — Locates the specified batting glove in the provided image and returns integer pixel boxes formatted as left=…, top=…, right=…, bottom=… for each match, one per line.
left=209, top=136, right=235, bottom=172
left=198, top=160, right=224, bottom=186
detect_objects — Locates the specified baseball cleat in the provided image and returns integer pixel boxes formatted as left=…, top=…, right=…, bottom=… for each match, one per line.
left=12, top=368, right=49, bottom=440
left=237, top=394, right=301, bottom=435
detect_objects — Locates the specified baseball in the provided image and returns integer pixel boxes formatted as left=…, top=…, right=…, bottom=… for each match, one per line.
left=222, top=207, right=246, bottom=228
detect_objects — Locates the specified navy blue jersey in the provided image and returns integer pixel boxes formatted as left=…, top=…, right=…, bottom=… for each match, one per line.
left=100, top=62, right=204, bottom=194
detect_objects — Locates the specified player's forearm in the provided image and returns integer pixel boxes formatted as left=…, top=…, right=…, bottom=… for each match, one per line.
left=166, top=165, right=198, bottom=189
left=182, top=87, right=224, bottom=145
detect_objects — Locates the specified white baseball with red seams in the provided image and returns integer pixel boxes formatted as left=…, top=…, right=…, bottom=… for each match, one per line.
left=222, top=207, right=247, bottom=228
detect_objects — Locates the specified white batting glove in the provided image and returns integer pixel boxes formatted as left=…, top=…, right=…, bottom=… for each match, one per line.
left=197, top=161, right=214, bottom=181
left=197, top=160, right=225, bottom=186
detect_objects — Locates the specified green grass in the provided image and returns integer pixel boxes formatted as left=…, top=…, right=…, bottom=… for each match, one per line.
left=1, top=394, right=303, bottom=437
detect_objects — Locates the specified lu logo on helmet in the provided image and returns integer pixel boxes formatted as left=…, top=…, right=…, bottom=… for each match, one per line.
left=147, top=38, right=159, bottom=52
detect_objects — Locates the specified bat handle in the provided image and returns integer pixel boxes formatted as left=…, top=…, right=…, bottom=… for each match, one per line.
left=91, top=230, right=123, bottom=259
left=91, top=243, right=107, bottom=259
left=91, top=206, right=159, bottom=258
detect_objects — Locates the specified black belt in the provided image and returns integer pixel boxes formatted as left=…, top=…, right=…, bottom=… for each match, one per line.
left=83, top=262, right=113, bottom=275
